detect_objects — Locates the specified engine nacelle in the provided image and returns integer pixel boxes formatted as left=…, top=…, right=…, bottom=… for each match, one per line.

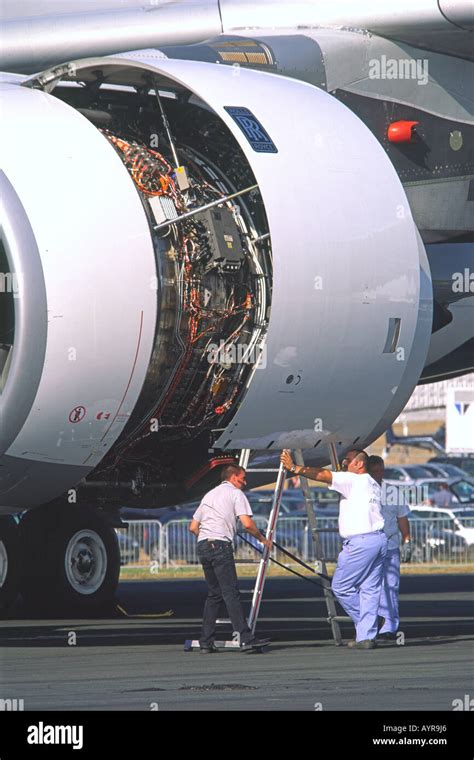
left=0, top=56, right=432, bottom=511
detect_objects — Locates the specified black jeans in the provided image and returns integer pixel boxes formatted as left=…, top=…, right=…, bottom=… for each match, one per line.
left=197, top=539, right=252, bottom=647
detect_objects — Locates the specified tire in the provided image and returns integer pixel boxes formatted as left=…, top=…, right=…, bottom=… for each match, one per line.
left=20, top=505, right=120, bottom=615
left=0, top=516, right=20, bottom=616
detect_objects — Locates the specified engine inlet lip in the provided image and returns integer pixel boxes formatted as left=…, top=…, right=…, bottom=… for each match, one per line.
left=0, top=170, right=47, bottom=455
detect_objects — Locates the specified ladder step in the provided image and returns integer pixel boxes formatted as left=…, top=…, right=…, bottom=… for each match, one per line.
left=331, top=616, right=352, bottom=623
left=245, top=468, right=281, bottom=473
left=184, top=639, right=242, bottom=651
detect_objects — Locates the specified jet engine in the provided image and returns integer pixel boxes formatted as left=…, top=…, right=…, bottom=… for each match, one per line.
left=0, top=56, right=433, bottom=511
left=0, top=56, right=432, bottom=611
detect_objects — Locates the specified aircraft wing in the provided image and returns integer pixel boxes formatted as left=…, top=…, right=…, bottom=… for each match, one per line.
left=218, top=0, right=474, bottom=61
left=1, top=0, right=473, bottom=73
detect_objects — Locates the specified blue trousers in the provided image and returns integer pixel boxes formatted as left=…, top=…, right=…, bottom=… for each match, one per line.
left=332, top=531, right=388, bottom=641
left=378, top=547, right=401, bottom=633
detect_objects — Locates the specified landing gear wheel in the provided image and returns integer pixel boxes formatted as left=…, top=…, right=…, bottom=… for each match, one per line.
left=20, top=506, right=120, bottom=615
left=0, top=516, right=20, bottom=616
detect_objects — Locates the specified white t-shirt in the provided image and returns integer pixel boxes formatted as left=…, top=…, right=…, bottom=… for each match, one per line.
left=193, top=481, right=253, bottom=542
left=381, top=482, right=411, bottom=550
left=329, top=471, right=384, bottom=538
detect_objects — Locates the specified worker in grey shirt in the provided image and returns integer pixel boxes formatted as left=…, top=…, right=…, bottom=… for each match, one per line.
left=368, top=456, right=411, bottom=641
left=189, top=464, right=271, bottom=652
left=430, top=482, right=453, bottom=508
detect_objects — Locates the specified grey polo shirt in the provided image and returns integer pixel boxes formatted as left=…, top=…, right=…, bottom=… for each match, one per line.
left=193, top=481, right=253, bottom=543
left=431, top=489, right=453, bottom=508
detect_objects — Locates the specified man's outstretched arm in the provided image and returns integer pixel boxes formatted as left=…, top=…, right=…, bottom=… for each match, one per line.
left=280, top=451, right=333, bottom=485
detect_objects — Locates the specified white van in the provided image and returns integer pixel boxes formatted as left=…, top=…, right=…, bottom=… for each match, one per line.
left=409, top=506, right=474, bottom=547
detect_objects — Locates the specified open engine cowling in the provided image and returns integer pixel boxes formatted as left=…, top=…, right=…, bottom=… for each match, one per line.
left=0, top=56, right=432, bottom=511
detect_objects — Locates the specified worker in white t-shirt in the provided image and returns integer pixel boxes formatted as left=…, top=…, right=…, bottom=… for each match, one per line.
left=281, top=448, right=387, bottom=649
left=368, top=455, right=411, bottom=640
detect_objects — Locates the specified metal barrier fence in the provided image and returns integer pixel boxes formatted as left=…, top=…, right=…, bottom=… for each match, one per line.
left=118, top=516, right=474, bottom=569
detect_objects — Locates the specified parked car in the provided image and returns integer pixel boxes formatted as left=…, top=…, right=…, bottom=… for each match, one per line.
left=429, top=456, right=474, bottom=480
left=119, top=501, right=202, bottom=561
left=383, top=464, right=434, bottom=483
left=406, top=511, right=469, bottom=562
left=409, top=505, right=474, bottom=546
left=246, top=491, right=306, bottom=516
left=450, top=479, right=474, bottom=504
left=264, top=487, right=339, bottom=514
left=413, top=478, right=474, bottom=507
left=154, top=503, right=201, bottom=524
left=420, top=462, right=469, bottom=480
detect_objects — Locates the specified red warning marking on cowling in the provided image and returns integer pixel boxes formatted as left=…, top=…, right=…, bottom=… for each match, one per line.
left=69, top=406, right=86, bottom=423
left=96, top=411, right=111, bottom=420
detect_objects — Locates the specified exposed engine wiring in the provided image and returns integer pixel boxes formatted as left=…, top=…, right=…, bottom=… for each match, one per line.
left=94, top=127, right=270, bottom=478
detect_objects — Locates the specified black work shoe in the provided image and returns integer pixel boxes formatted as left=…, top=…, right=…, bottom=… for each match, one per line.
left=377, top=632, right=398, bottom=641
left=200, top=644, right=218, bottom=654
left=347, top=639, right=377, bottom=650
left=240, top=637, right=270, bottom=651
